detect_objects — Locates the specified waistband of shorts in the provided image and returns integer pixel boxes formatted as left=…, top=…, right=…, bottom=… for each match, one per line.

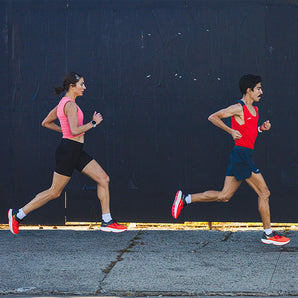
left=233, top=146, right=254, bottom=153
left=60, top=138, right=84, bottom=148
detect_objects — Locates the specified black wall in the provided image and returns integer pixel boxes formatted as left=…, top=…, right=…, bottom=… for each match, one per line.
left=0, top=0, right=297, bottom=224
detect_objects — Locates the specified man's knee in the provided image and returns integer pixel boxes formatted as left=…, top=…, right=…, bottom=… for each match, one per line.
left=260, top=188, right=270, bottom=200
left=217, top=192, right=233, bottom=202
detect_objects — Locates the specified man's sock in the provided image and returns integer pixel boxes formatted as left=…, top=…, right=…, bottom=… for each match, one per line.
left=102, top=213, right=112, bottom=223
left=16, top=208, right=26, bottom=220
left=185, top=194, right=191, bottom=204
left=264, top=228, right=273, bottom=235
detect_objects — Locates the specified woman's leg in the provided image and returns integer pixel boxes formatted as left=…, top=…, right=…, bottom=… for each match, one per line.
left=81, top=160, right=110, bottom=214
left=81, top=159, right=127, bottom=232
left=22, top=172, right=71, bottom=215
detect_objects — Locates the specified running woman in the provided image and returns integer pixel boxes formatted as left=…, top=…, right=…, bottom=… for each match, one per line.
left=8, top=72, right=127, bottom=234
left=172, top=74, right=290, bottom=246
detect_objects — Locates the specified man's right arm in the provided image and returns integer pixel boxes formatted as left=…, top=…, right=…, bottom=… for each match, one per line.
left=208, top=103, right=243, bottom=140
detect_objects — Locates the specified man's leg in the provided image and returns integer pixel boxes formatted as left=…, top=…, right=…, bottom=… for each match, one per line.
left=191, top=176, right=242, bottom=203
left=172, top=176, right=241, bottom=219
left=245, top=172, right=271, bottom=229
left=245, top=172, right=290, bottom=245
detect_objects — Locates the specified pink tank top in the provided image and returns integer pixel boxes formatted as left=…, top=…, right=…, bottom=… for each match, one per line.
left=57, top=97, right=85, bottom=138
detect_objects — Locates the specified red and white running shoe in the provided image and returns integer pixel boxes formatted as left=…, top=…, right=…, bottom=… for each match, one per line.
left=100, top=220, right=127, bottom=233
left=261, top=231, right=290, bottom=246
left=171, top=190, right=186, bottom=219
left=8, top=209, right=21, bottom=235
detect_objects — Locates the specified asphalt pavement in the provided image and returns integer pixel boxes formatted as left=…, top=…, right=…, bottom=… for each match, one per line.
left=0, top=228, right=297, bottom=297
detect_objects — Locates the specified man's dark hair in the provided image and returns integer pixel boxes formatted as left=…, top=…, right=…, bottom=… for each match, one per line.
left=239, top=74, right=262, bottom=95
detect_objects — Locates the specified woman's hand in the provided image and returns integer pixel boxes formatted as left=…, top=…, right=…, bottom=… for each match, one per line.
left=93, top=111, right=103, bottom=125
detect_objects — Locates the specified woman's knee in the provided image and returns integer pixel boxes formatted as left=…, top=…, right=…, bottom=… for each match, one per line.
left=98, top=174, right=110, bottom=187
left=48, top=189, right=63, bottom=200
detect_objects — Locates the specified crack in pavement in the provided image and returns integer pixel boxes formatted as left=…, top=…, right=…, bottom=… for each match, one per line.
left=269, top=250, right=281, bottom=286
left=97, top=231, right=143, bottom=294
left=221, top=231, right=233, bottom=241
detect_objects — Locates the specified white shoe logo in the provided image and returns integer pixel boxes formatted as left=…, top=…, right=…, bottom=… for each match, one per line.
left=247, top=117, right=251, bottom=120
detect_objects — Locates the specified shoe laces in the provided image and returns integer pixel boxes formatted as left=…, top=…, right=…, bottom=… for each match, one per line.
left=13, top=214, right=21, bottom=223
left=272, top=232, right=282, bottom=239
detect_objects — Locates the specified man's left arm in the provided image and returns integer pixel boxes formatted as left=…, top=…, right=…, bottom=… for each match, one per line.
left=258, top=120, right=271, bottom=133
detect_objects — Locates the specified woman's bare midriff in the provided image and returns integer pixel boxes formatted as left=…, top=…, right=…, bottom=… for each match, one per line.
left=67, top=135, right=84, bottom=143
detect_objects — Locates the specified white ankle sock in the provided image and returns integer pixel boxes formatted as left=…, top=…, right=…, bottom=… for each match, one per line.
left=185, top=194, right=191, bottom=204
left=102, top=213, right=112, bottom=223
left=264, top=228, right=273, bottom=235
left=16, top=208, right=26, bottom=220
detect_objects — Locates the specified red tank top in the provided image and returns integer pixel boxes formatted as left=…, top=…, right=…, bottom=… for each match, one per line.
left=231, top=101, right=258, bottom=149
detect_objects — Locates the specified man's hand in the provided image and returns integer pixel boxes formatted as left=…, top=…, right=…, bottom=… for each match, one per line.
left=260, top=120, right=271, bottom=132
left=231, top=129, right=242, bottom=140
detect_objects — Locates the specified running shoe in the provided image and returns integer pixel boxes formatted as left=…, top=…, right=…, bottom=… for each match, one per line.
left=172, top=190, right=187, bottom=219
left=261, top=231, right=290, bottom=246
left=8, top=209, right=21, bottom=235
left=100, top=220, right=127, bottom=233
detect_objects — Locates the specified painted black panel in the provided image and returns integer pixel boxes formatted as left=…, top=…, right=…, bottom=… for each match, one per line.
left=1, top=0, right=297, bottom=224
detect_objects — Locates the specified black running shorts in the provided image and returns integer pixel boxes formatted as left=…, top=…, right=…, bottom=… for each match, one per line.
left=55, top=139, right=93, bottom=177
left=226, top=146, right=260, bottom=181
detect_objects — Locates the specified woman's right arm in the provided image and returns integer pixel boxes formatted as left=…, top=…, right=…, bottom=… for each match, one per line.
left=41, top=106, right=62, bottom=133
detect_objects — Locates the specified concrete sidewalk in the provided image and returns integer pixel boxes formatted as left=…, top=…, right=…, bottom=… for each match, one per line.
left=0, top=229, right=297, bottom=296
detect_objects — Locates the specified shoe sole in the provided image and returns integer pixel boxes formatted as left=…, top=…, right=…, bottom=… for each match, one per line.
left=8, top=209, right=17, bottom=235
left=261, top=239, right=290, bottom=246
left=100, top=227, right=127, bottom=233
left=172, top=190, right=182, bottom=219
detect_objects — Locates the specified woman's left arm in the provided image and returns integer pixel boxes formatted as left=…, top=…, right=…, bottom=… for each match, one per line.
left=41, top=106, right=62, bottom=133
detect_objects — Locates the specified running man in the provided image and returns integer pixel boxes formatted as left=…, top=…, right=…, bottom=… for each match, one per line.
left=172, top=74, right=290, bottom=246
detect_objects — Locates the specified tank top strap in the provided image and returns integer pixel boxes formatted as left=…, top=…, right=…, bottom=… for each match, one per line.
left=236, top=99, right=245, bottom=106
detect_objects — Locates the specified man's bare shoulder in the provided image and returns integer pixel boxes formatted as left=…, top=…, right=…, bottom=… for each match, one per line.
left=214, top=102, right=243, bottom=118
left=228, top=102, right=243, bottom=111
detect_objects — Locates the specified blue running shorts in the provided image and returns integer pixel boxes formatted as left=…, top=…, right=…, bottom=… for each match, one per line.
left=226, top=146, right=260, bottom=181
